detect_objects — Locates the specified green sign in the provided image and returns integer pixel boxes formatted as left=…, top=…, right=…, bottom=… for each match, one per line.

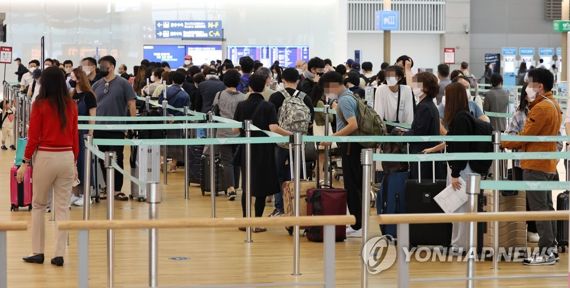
left=554, top=20, right=570, bottom=32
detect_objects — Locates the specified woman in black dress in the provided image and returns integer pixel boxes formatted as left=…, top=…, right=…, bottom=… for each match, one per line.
left=234, top=74, right=292, bottom=233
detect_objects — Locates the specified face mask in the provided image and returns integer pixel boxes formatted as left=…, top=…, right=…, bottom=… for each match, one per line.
left=69, top=80, right=77, bottom=88
left=29, top=67, right=37, bottom=72
left=99, top=66, right=109, bottom=77
left=386, top=77, right=398, bottom=86
left=150, top=75, right=156, bottom=82
left=184, top=60, right=191, bottom=65
left=526, top=86, right=538, bottom=102
left=82, top=66, right=92, bottom=75
left=412, top=88, right=423, bottom=98
left=297, top=68, right=303, bottom=75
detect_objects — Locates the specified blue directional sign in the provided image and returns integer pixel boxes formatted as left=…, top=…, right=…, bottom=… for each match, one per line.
left=375, top=10, right=400, bottom=31
left=539, top=47, right=554, bottom=57
left=155, top=20, right=222, bottom=39
left=501, top=47, right=517, bottom=57
left=519, top=47, right=535, bottom=57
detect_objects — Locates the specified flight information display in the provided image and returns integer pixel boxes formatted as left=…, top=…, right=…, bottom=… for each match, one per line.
left=227, top=45, right=309, bottom=67
left=143, top=44, right=223, bottom=68
left=187, top=45, right=223, bottom=66
left=269, top=46, right=310, bottom=68
left=143, top=45, right=186, bottom=68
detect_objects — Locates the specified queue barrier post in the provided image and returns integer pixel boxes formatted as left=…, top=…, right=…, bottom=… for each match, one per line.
left=360, top=149, right=373, bottom=288
left=147, top=182, right=161, bottom=288
left=323, top=225, right=335, bottom=288
left=162, top=100, right=168, bottom=185
left=104, top=152, right=116, bottom=288
left=292, top=132, right=302, bottom=276
left=184, top=106, right=189, bottom=200
left=83, top=134, right=93, bottom=220
left=492, top=131, right=501, bottom=270
left=244, top=120, right=253, bottom=243
left=207, top=111, right=216, bottom=218
left=466, top=173, right=481, bottom=288
left=323, top=105, right=331, bottom=186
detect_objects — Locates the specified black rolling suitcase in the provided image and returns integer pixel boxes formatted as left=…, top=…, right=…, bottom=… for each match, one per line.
left=405, top=160, right=451, bottom=247
left=200, top=154, right=226, bottom=196
left=557, top=160, right=569, bottom=252
left=187, top=146, right=204, bottom=185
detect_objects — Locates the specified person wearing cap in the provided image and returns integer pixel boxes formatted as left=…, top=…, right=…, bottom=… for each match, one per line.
left=346, top=59, right=355, bottom=70
left=345, top=71, right=365, bottom=100
left=183, top=55, right=193, bottom=70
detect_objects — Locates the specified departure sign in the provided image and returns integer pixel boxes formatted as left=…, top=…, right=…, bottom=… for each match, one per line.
left=155, top=20, right=222, bottom=39
left=228, top=45, right=309, bottom=68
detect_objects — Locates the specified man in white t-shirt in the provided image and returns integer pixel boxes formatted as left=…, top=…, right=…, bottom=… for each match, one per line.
left=373, top=65, right=415, bottom=124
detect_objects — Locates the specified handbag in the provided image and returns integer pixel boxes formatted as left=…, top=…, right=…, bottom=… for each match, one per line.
left=210, top=91, right=222, bottom=116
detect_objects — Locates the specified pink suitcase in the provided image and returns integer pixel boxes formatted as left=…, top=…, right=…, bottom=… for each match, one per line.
left=10, top=165, right=32, bottom=211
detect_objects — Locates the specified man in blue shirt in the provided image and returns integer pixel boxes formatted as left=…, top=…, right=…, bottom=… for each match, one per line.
left=321, top=71, right=363, bottom=237
left=237, top=56, right=254, bottom=93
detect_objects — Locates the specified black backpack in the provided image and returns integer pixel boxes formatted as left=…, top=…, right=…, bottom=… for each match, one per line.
left=468, top=113, right=493, bottom=175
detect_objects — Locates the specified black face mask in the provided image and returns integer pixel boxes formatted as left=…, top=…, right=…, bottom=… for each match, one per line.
left=99, top=66, right=110, bottom=77
left=69, top=80, right=77, bottom=88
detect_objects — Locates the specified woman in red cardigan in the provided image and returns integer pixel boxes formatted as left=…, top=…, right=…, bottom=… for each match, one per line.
left=17, top=67, right=79, bottom=267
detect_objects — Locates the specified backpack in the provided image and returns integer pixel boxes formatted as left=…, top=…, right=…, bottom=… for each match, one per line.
left=467, top=112, right=493, bottom=175
left=278, top=89, right=311, bottom=135
left=338, top=93, right=387, bottom=148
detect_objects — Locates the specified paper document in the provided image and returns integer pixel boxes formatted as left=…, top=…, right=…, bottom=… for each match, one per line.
left=434, top=178, right=468, bottom=214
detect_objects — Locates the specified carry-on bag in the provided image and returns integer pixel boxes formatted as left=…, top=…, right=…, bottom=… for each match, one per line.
left=10, top=164, right=32, bottom=211
left=305, top=187, right=347, bottom=242
left=200, top=154, right=226, bottom=196
left=406, top=160, right=451, bottom=247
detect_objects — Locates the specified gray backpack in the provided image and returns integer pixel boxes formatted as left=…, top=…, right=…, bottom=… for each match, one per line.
left=278, top=89, right=311, bottom=135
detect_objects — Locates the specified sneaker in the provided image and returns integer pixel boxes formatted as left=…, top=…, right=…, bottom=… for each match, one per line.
left=9, top=145, right=15, bottom=151
left=46, top=207, right=51, bottom=213
left=0, top=145, right=6, bottom=151
left=268, top=209, right=283, bottom=217
left=346, top=227, right=362, bottom=238
left=227, top=191, right=236, bottom=201
left=70, top=195, right=81, bottom=206
left=527, top=232, right=540, bottom=243
left=72, top=195, right=92, bottom=207
left=523, top=252, right=558, bottom=266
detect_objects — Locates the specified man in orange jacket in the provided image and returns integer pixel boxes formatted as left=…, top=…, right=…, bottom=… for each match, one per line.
left=502, top=68, right=562, bottom=266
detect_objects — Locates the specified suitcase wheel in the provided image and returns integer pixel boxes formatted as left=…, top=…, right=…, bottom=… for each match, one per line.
left=137, top=197, right=146, bottom=202
left=201, top=189, right=205, bottom=196
left=28, top=205, right=32, bottom=211
left=559, top=245, right=567, bottom=253
left=10, top=205, right=16, bottom=212
left=286, top=226, right=293, bottom=236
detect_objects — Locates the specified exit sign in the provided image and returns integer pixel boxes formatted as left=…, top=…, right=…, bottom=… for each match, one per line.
left=554, top=20, right=570, bottom=32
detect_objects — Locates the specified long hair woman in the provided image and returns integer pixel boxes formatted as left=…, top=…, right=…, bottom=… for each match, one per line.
left=18, top=67, right=79, bottom=266
left=70, top=67, right=97, bottom=206
left=444, top=82, right=476, bottom=250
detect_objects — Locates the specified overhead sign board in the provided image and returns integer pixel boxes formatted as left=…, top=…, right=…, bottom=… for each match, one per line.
left=443, top=48, right=455, bottom=64
left=0, top=46, right=12, bottom=64
left=519, top=47, right=535, bottom=56
left=501, top=47, right=517, bottom=57
left=553, top=20, right=570, bottom=32
left=375, top=10, right=400, bottom=31
left=539, top=47, right=554, bottom=57
left=155, top=20, right=222, bottom=39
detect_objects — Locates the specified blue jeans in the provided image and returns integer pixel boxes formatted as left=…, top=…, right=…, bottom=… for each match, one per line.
left=274, top=146, right=290, bottom=213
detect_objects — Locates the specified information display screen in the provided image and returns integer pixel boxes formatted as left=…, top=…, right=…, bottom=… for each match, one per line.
left=228, top=45, right=309, bottom=68
left=187, top=45, right=223, bottom=66
left=143, top=45, right=186, bottom=68
left=269, top=46, right=310, bottom=68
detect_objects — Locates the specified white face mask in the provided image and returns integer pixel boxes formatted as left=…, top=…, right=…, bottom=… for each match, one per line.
left=412, top=88, right=423, bottom=97
left=150, top=75, right=155, bottom=82
left=386, top=77, right=398, bottom=86
left=82, top=66, right=93, bottom=75
left=526, top=86, right=538, bottom=102
left=29, top=67, right=37, bottom=72
left=184, top=60, right=191, bottom=66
